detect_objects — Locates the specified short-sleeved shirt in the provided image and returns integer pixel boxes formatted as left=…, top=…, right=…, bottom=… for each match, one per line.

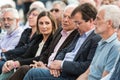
left=100, top=53, right=120, bottom=80
left=88, top=33, right=120, bottom=80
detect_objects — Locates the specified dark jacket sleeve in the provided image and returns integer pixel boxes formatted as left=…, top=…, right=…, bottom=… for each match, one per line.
left=18, top=56, right=40, bottom=65
left=4, top=28, right=38, bottom=60
left=55, top=34, right=80, bottom=60
left=4, top=28, right=32, bottom=60
left=16, top=34, right=43, bottom=60
left=18, top=34, right=53, bottom=65
left=4, top=44, right=30, bottom=60
left=15, top=28, right=31, bottom=48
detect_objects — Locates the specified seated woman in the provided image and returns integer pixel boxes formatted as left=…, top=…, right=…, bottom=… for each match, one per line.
left=0, top=11, right=57, bottom=80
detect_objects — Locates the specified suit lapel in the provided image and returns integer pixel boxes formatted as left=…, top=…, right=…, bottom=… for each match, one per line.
left=74, top=31, right=95, bottom=60
left=51, top=34, right=62, bottom=51
left=49, top=28, right=62, bottom=53
left=58, top=30, right=78, bottom=51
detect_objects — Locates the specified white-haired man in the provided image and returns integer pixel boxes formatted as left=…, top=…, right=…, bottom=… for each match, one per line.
left=0, top=8, right=23, bottom=73
left=101, top=26, right=120, bottom=80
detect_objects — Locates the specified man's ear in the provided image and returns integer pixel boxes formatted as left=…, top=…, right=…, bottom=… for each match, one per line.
left=16, top=18, right=20, bottom=23
left=16, top=18, right=20, bottom=25
left=107, top=19, right=113, bottom=26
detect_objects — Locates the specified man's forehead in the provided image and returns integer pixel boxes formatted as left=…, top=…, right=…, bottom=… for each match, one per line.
left=72, top=12, right=82, bottom=19
left=64, top=7, right=75, bottom=15
left=97, top=10, right=105, bottom=18
left=53, top=4, right=61, bottom=9
left=3, top=11, right=12, bottom=15
left=3, top=12, right=14, bottom=17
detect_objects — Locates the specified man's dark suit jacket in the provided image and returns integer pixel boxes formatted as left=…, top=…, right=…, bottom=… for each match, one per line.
left=18, top=27, right=78, bottom=65
left=55, top=31, right=101, bottom=79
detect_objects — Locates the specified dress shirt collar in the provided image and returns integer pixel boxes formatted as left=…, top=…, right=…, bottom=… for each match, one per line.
left=7, top=27, right=23, bottom=38
left=83, top=28, right=94, bottom=37
left=61, top=30, right=74, bottom=36
left=99, top=33, right=117, bottom=46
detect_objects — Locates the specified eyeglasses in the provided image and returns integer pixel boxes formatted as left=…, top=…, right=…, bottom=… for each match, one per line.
left=1, top=18, right=15, bottom=22
left=50, top=9, right=60, bottom=12
left=27, top=13, right=38, bottom=17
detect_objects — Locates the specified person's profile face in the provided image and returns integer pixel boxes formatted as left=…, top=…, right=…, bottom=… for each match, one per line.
left=61, top=8, right=75, bottom=31
left=94, top=10, right=108, bottom=35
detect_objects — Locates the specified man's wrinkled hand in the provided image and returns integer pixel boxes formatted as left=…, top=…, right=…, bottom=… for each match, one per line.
left=49, top=60, right=62, bottom=70
left=50, top=69, right=61, bottom=77
left=2, top=60, right=14, bottom=73
left=30, top=61, right=47, bottom=69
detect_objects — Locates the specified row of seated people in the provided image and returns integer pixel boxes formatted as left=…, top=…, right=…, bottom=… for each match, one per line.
left=0, top=3, right=79, bottom=80
left=0, top=2, right=120, bottom=80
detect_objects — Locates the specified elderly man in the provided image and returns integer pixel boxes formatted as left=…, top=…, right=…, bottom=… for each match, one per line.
left=23, top=3, right=101, bottom=80
left=0, top=8, right=23, bottom=73
left=101, top=28, right=120, bottom=80
left=100, top=28, right=120, bottom=80
left=108, top=27, right=120, bottom=80
left=77, top=5, right=120, bottom=80
left=0, top=8, right=23, bottom=55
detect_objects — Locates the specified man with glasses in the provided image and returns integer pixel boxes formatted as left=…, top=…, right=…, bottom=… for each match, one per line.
left=0, top=8, right=23, bottom=73
left=50, top=1, right=66, bottom=27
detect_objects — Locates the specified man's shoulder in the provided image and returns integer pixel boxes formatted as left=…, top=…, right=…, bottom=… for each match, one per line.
left=88, top=31, right=101, bottom=41
left=13, top=27, right=23, bottom=36
left=112, top=38, right=120, bottom=48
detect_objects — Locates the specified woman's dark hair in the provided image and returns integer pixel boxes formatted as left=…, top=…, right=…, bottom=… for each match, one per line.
left=36, top=11, right=57, bottom=34
left=71, top=3, right=97, bottom=22
left=119, top=25, right=120, bottom=29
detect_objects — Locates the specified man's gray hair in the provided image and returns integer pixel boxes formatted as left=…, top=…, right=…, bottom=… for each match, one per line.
left=64, top=4, right=78, bottom=13
left=79, top=0, right=96, bottom=7
left=30, top=1, right=45, bottom=10
left=2, top=8, right=19, bottom=19
left=52, top=1, right=66, bottom=10
left=99, top=5, right=120, bottom=28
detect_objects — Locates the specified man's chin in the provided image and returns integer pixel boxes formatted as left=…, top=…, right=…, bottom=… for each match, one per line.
left=94, top=30, right=98, bottom=34
left=5, top=29, right=13, bottom=34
